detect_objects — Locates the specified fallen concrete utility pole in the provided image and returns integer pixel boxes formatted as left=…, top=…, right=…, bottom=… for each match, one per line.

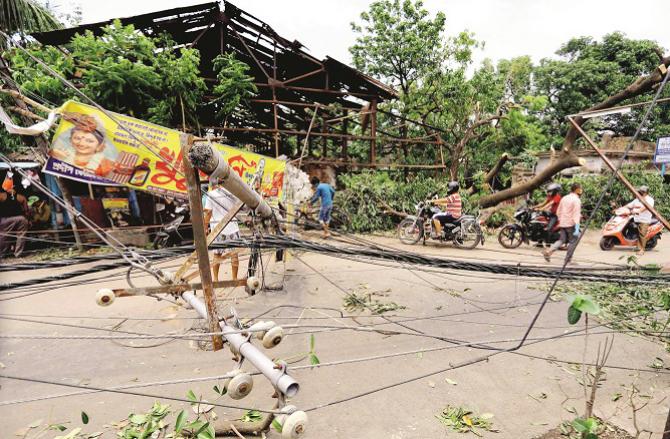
left=181, top=291, right=299, bottom=397
left=188, top=141, right=273, bottom=218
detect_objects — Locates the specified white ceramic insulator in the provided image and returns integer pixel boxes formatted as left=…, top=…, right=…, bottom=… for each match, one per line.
left=96, top=289, right=115, bottom=306
left=262, top=326, right=283, bottom=349
left=281, top=411, right=308, bottom=439
left=227, top=372, right=253, bottom=400
left=246, top=276, right=261, bottom=291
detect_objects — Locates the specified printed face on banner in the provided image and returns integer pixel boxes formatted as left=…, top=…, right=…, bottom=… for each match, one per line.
left=44, top=101, right=286, bottom=200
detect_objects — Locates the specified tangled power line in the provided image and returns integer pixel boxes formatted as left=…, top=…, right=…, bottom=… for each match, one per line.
left=1, top=32, right=669, bottom=437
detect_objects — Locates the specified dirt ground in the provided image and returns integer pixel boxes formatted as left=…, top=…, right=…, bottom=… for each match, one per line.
left=1, top=229, right=669, bottom=438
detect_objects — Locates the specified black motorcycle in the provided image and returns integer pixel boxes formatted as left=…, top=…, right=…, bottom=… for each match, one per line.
left=497, top=206, right=560, bottom=249
left=153, top=205, right=188, bottom=249
left=397, top=200, right=483, bottom=249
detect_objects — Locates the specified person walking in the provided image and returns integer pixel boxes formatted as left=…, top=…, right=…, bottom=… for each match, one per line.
left=0, top=176, right=29, bottom=258
left=204, top=179, right=240, bottom=282
left=309, top=176, right=335, bottom=239
left=624, top=185, right=655, bottom=255
left=543, top=182, right=582, bottom=263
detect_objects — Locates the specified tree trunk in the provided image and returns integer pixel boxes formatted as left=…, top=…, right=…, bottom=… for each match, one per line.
left=477, top=57, right=670, bottom=208
left=478, top=151, right=584, bottom=208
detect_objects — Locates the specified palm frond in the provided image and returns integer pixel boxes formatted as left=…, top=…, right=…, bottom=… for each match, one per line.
left=1, top=0, right=62, bottom=36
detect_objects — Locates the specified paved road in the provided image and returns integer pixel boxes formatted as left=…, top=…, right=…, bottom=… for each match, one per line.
left=0, top=231, right=668, bottom=438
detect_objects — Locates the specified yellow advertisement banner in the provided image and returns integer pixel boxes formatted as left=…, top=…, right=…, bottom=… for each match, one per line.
left=44, top=101, right=285, bottom=200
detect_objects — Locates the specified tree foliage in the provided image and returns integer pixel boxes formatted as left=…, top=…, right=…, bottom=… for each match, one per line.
left=211, top=52, right=258, bottom=122
left=349, top=0, right=668, bottom=207
left=350, top=0, right=548, bottom=182
left=350, top=0, right=446, bottom=95
left=535, top=32, right=669, bottom=141
left=5, top=21, right=234, bottom=132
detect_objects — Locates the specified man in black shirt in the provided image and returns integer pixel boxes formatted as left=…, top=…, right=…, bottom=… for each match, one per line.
left=0, top=177, right=29, bottom=258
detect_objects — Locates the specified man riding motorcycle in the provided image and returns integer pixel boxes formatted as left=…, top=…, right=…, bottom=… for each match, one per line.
left=624, top=185, right=655, bottom=255
left=533, top=183, right=561, bottom=244
left=431, top=181, right=462, bottom=238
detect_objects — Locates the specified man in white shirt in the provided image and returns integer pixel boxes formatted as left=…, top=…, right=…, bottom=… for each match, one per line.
left=204, top=179, right=240, bottom=281
left=625, top=185, right=655, bottom=255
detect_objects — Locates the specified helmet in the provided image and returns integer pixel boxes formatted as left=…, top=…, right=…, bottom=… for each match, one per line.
left=447, top=181, right=460, bottom=194
left=546, top=183, right=561, bottom=194
left=637, top=185, right=649, bottom=194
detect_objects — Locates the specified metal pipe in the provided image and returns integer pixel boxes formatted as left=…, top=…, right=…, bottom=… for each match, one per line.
left=182, top=291, right=300, bottom=397
left=188, top=142, right=272, bottom=218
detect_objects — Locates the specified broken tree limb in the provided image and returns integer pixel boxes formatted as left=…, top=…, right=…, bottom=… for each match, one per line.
left=0, top=87, right=54, bottom=114
left=484, top=152, right=509, bottom=185
left=468, top=152, right=509, bottom=195
left=478, top=152, right=585, bottom=208
left=476, top=56, right=670, bottom=208
left=378, top=197, right=408, bottom=218
left=188, top=142, right=272, bottom=218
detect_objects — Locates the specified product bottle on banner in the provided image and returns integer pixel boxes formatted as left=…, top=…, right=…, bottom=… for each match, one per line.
left=129, top=159, right=151, bottom=186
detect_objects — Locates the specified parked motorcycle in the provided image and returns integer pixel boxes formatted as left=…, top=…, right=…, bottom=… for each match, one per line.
left=397, top=199, right=483, bottom=249
left=497, top=206, right=560, bottom=249
left=599, top=206, right=663, bottom=251
left=153, top=205, right=188, bottom=249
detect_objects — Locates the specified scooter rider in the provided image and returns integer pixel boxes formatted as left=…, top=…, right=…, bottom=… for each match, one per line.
left=431, top=181, right=462, bottom=237
left=534, top=183, right=562, bottom=244
left=624, top=185, right=655, bottom=255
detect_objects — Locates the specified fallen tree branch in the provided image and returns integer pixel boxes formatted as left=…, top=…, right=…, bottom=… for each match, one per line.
left=477, top=57, right=670, bottom=208
left=468, top=152, right=509, bottom=195
left=378, top=197, right=409, bottom=218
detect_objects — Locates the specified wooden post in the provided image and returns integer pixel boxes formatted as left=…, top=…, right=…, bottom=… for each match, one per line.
left=272, top=87, right=280, bottom=158
left=342, top=114, right=349, bottom=159
left=370, top=99, right=377, bottom=164
left=180, top=133, right=224, bottom=351
left=568, top=117, right=670, bottom=231
left=174, top=201, right=243, bottom=281
left=321, top=116, right=327, bottom=159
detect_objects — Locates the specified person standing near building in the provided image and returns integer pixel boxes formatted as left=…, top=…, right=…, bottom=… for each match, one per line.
left=0, top=176, right=29, bottom=258
left=543, top=182, right=582, bottom=263
left=204, top=179, right=240, bottom=282
left=624, top=185, right=655, bottom=255
left=309, top=176, right=335, bottom=239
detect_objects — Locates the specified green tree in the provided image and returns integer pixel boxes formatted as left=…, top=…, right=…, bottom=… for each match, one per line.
left=7, top=21, right=208, bottom=130
left=210, top=52, right=258, bottom=123
left=535, top=32, right=669, bottom=141
left=350, top=0, right=446, bottom=95
left=350, top=0, right=545, bottom=183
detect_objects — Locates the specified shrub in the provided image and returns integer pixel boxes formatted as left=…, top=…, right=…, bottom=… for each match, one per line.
left=336, top=165, right=669, bottom=233
left=337, top=172, right=454, bottom=233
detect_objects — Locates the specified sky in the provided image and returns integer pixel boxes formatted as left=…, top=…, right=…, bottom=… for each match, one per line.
left=54, top=0, right=670, bottom=67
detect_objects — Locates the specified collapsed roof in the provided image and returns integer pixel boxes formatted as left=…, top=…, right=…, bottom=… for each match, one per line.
left=33, top=1, right=397, bottom=157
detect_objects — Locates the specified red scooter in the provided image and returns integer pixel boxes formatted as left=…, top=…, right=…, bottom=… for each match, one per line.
left=599, top=206, right=663, bottom=251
